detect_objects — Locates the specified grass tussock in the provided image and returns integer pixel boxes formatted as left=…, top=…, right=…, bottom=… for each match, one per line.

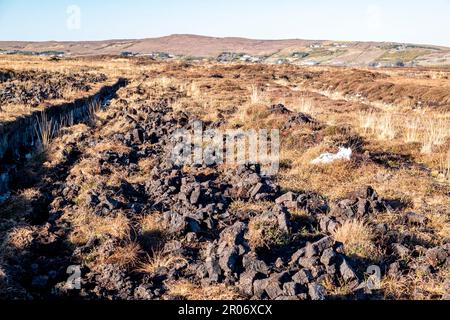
left=103, top=241, right=142, bottom=268
left=136, top=249, right=187, bottom=275
left=69, top=212, right=131, bottom=245
left=165, top=280, right=242, bottom=300
left=332, top=220, right=377, bottom=259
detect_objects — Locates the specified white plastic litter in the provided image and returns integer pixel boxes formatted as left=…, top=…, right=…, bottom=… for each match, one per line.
left=311, top=147, right=352, bottom=165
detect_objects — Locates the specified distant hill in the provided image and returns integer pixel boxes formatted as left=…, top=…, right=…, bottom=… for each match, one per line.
left=1, top=34, right=450, bottom=67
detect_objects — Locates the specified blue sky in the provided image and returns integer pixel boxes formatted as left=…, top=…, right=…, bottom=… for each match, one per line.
left=1, top=0, right=450, bottom=46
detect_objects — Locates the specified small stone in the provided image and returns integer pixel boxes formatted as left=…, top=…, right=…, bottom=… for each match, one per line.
left=290, top=248, right=306, bottom=265
left=275, top=258, right=284, bottom=269
left=265, top=280, right=284, bottom=300
left=306, top=237, right=334, bottom=258
left=426, top=247, right=448, bottom=268
left=292, top=269, right=314, bottom=285
left=253, top=278, right=269, bottom=299
left=320, top=248, right=337, bottom=266
left=305, top=242, right=319, bottom=258
left=134, top=285, right=154, bottom=300
left=190, top=186, right=201, bottom=205
left=275, top=192, right=296, bottom=205
left=339, top=259, right=358, bottom=282
left=219, top=222, right=247, bottom=246
left=308, top=283, right=326, bottom=300
left=205, top=244, right=221, bottom=282
left=388, top=262, right=401, bottom=278
left=311, top=265, right=326, bottom=278
left=239, top=270, right=259, bottom=297
left=243, top=254, right=269, bottom=275
left=314, top=236, right=334, bottom=253
left=277, top=210, right=290, bottom=234
left=392, top=243, right=411, bottom=259
left=298, top=257, right=319, bottom=269
left=283, top=282, right=305, bottom=296
left=218, top=245, right=239, bottom=273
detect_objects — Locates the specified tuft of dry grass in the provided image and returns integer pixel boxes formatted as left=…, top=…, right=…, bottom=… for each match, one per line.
left=332, top=220, right=377, bottom=259
left=358, top=111, right=450, bottom=154
left=382, top=267, right=450, bottom=300
left=139, top=213, right=166, bottom=252
left=421, top=119, right=448, bottom=154
left=165, top=280, right=242, bottom=300
left=405, top=117, right=421, bottom=143
left=1, top=226, right=35, bottom=255
left=69, top=212, right=131, bottom=245
left=136, top=249, right=187, bottom=275
left=34, top=112, right=57, bottom=153
left=187, top=81, right=202, bottom=98
left=293, top=96, right=315, bottom=115
left=427, top=213, right=450, bottom=239
left=249, top=84, right=268, bottom=105
left=376, top=114, right=396, bottom=140
left=104, top=241, right=142, bottom=268
left=438, top=152, right=450, bottom=180
left=247, top=218, right=290, bottom=250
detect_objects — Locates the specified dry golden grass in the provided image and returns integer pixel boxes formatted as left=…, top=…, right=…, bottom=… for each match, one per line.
left=165, top=280, right=242, bottom=300
left=34, top=111, right=58, bottom=154
left=249, top=84, right=269, bottom=105
left=69, top=211, right=131, bottom=245
left=322, top=276, right=354, bottom=297
left=382, top=267, right=450, bottom=300
left=292, top=96, right=315, bottom=115
left=280, top=156, right=382, bottom=201
left=104, top=241, right=142, bottom=268
left=246, top=218, right=290, bottom=250
left=358, top=110, right=450, bottom=155
left=427, top=213, right=450, bottom=239
left=187, top=81, right=202, bottom=98
left=438, top=152, right=450, bottom=180
left=138, top=213, right=167, bottom=252
left=1, top=226, right=35, bottom=255
left=136, top=250, right=187, bottom=274
left=332, top=220, right=377, bottom=259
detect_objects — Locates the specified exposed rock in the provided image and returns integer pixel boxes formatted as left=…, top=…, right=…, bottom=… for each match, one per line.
left=426, top=246, right=448, bottom=268
left=339, top=259, right=358, bottom=283
left=284, top=112, right=315, bottom=129
left=308, top=283, right=326, bottom=300
left=392, top=243, right=411, bottom=260
left=205, top=243, right=222, bottom=283
left=269, top=104, right=291, bottom=114
left=330, top=186, right=385, bottom=222
left=320, top=248, right=337, bottom=266
left=292, top=269, right=314, bottom=285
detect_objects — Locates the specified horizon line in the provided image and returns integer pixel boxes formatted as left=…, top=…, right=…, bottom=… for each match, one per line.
left=0, top=34, right=448, bottom=49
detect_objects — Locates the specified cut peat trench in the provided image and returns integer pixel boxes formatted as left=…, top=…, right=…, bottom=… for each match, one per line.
left=0, top=78, right=128, bottom=202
